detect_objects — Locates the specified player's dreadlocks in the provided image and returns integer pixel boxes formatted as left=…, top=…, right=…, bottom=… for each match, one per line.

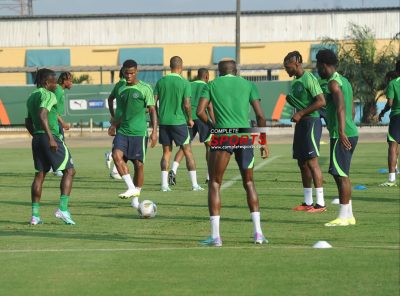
left=284, top=51, right=303, bottom=64
left=34, top=68, right=56, bottom=88
left=316, top=49, right=338, bottom=66
left=57, top=72, right=72, bottom=85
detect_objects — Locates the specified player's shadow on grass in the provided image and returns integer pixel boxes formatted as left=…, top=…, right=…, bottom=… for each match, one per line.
left=94, top=212, right=250, bottom=223
left=0, top=229, right=195, bottom=245
left=0, top=219, right=33, bottom=225
left=0, top=172, right=33, bottom=178
left=355, top=196, right=398, bottom=203
left=266, top=218, right=319, bottom=225
left=156, top=202, right=255, bottom=210
left=0, top=200, right=32, bottom=207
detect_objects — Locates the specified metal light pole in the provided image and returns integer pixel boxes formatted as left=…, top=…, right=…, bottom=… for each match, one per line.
left=235, top=0, right=241, bottom=74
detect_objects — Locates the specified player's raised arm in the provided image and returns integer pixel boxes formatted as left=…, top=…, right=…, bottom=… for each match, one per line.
left=329, top=80, right=352, bottom=150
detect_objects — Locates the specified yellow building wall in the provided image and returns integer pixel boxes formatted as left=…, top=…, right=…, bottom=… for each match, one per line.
left=0, top=40, right=395, bottom=85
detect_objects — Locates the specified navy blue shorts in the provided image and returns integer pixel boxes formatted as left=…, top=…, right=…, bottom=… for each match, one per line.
left=387, top=115, right=400, bottom=144
left=210, top=137, right=254, bottom=170
left=113, top=133, right=148, bottom=163
left=190, top=119, right=212, bottom=143
left=32, top=134, right=74, bottom=172
left=293, top=117, right=322, bottom=160
left=329, top=137, right=358, bottom=177
left=159, top=124, right=190, bottom=146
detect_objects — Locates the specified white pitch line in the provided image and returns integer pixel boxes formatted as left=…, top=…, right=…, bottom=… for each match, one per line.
left=0, top=244, right=398, bottom=254
left=221, top=155, right=280, bottom=190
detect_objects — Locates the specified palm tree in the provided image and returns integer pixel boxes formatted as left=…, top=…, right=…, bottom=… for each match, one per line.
left=323, top=24, right=399, bottom=124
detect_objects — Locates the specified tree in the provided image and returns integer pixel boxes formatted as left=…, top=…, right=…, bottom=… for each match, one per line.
left=323, top=23, right=399, bottom=124
left=72, top=74, right=91, bottom=84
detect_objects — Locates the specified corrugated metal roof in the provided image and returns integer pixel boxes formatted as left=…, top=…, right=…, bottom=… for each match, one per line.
left=0, top=6, right=398, bottom=20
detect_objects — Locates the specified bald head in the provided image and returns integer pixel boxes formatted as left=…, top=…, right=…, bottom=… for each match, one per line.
left=218, top=59, right=237, bottom=76
left=170, top=56, right=183, bottom=70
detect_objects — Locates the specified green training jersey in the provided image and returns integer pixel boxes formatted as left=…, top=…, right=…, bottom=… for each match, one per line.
left=323, top=72, right=358, bottom=138
left=26, top=88, right=60, bottom=137
left=287, top=71, right=323, bottom=118
left=386, top=77, right=400, bottom=118
left=154, top=73, right=191, bottom=125
left=190, top=80, right=208, bottom=120
left=201, top=74, right=259, bottom=128
left=117, top=81, right=155, bottom=137
left=111, top=78, right=127, bottom=120
left=54, top=84, right=65, bottom=115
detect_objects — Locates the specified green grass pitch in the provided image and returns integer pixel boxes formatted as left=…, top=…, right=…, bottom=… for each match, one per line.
left=0, top=142, right=398, bottom=295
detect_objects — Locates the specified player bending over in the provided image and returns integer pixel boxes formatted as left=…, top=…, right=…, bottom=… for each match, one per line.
left=283, top=51, right=327, bottom=212
left=155, top=56, right=203, bottom=192
left=378, top=64, right=400, bottom=187
left=25, top=68, right=76, bottom=225
left=168, top=68, right=215, bottom=186
left=109, top=60, right=157, bottom=208
left=197, top=59, right=269, bottom=247
left=316, top=49, right=358, bottom=226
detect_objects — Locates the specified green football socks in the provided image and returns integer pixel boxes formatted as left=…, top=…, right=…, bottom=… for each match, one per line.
left=32, top=202, right=40, bottom=217
left=59, top=195, right=69, bottom=211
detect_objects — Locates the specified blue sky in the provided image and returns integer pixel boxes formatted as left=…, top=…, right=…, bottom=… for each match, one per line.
left=0, top=0, right=398, bottom=15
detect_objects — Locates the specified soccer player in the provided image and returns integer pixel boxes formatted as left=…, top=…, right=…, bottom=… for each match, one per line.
left=51, top=72, right=73, bottom=177
left=55, top=72, right=73, bottom=138
left=154, top=56, right=203, bottom=192
left=105, top=67, right=127, bottom=180
left=110, top=60, right=157, bottom=208
left=283, top=51, right=327, bottom=212
left=25, top=68, right=76, bottom=225
left=378, top=63, right=400, bottom=187
left=316, top=49, right=358, bottom=226
left=168, top=68, right=215, bottom=185
left=197, top=59, right=269, bottom=246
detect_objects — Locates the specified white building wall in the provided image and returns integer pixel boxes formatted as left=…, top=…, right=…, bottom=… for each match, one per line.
left=0, top=10, right=398, bottom=47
